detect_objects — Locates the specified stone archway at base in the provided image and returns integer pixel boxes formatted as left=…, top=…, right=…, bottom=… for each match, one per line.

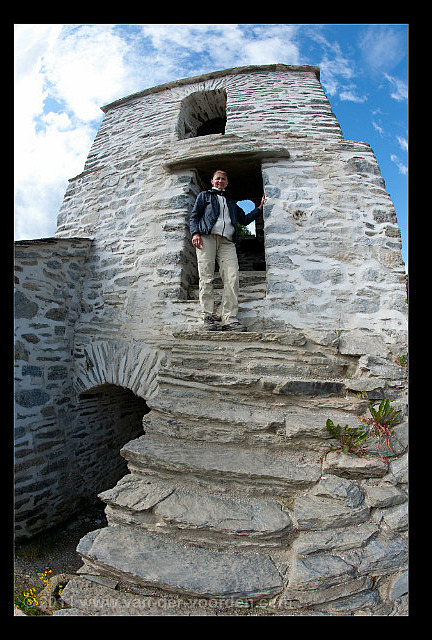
left=74, top=384, right=150, bottom=500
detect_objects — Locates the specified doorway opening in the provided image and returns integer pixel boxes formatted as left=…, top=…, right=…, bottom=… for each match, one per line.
left=192, top=158, right=266, bottom=272
left=75, top=384, right=149, bottom=500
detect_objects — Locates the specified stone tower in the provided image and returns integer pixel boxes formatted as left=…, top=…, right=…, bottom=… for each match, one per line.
left=14, top=65, right=407, bottom=615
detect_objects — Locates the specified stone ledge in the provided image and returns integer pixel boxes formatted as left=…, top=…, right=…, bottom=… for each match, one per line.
left=121, top=435, right=321, bottom=491
left=76, top=526, right=283, bottom=600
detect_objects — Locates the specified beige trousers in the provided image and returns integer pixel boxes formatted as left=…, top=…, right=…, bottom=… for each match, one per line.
left=195, top=234, right=239, bottom=325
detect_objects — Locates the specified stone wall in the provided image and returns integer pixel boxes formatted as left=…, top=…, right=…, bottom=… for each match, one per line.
left=14, top=65, right=408, bottom=613
left=14, top=238, right=149, bottom=538
left=54, top=64, right=406, bottom=347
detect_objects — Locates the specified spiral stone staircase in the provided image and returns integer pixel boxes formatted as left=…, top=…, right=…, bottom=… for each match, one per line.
left=56, top=280, right=408, bottom=615
left=15, top=63, right=408, bottom=616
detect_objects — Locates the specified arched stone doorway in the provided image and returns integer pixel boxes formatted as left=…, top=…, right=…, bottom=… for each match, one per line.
left=73, top=384, right=150, bottom=500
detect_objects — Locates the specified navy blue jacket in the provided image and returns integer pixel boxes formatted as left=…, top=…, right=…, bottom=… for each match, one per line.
left=190, top=189, right=260, bottom=244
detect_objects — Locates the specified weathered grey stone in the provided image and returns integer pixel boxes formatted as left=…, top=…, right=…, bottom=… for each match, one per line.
left=47, top=365, right=68, bottom=380
left=288, top=552, right=355, bottom=591
left=280, top=576, right=373, bottom=609
left=77, top=525, right=283, bottom=599
left=292, top=523, right=379, bottom=556
left=388, top=569, right=408, bottom=601
left=14, top=65, right=408, bottom=616
left=14, top=290, right=39, bottom=318
left=279, top=380, right=345, bottom=396
left=322, top=451, right=388, bottom=479
left=310, top=474, right=364, bottom=507
left=45, top=307, right=68, bottom=321
left=121, top=435, right=321, bottom=490
left=154, top=489, right=293, bottom=538
left=315, top=586, right=380, bottom=614
left=382, top=502, right=408, bottom=531
left=343, top=533, right=408, bottom=576
left=58, top=576, right=210, bottom=616
left=15, top=389, right=50, bottom=408
left=338, top=331, right=388, bottom=357
left=98, top=474, right=175, bottom=511
left=293, top=495, right=369, bottom=531
left=387, top=453, right=408, bottom=485
left=101, top=474, right=293, bottom=540
left=21, top=365, right=43, bottom=377
left=363, top=484, right=406, bottom=508
left=14, top=340, right=29, bottom=361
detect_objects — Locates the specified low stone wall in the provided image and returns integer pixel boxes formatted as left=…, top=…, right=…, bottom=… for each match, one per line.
left=14, top=238, right=149, bottom=539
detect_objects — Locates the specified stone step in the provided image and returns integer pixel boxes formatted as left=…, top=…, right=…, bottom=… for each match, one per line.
left=54, top=577, right=165, bottom=616
left=99, top=474, right=293, bottom=545
left=165, top=354, right=347, bottom=381
left=170, top=329, right=307, bottom=343
left=160, top=330, right=349, bottom=385
left=146, top=392, right=286, bottom=432
left=143, top=400, right=362, bottom=451
left=143, top=391, right=364, bottom=453
left=76, top=525, right=283, bottom=600
left=166, top=299, right=268, bottom=331
left=188, top=288, right=266, bottom=302
left=143, top=410, right=277, bottom=446
left=121, top=434, right=321, bottom=491
left=57, top=576, right=213, bottom=616
left=198, top=270, right=267, bottom=287
left=157, top=366, right=262, bottom=392
left=187, top=271, right=267, bottom=301
left=155, top=370, right=346, bottom=402
left=168, top=328, right=343, bottom=362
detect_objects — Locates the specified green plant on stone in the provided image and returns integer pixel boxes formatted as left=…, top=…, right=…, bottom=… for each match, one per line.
left=323, top=399, right=404, bottom=465
left=358, top=399, right=403, bottom=462
left=367, top=399, right=402, bottom=430
left=394, top=354, right=408, bottom=368
left=325, top=419, right=369, bottom=455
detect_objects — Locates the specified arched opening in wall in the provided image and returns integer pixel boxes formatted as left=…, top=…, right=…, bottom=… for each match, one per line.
left=74, top=384, right=149, bottom=501
left=177, top=90, right=227, bottom=140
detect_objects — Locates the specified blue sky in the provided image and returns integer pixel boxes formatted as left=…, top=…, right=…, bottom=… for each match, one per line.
left=14, top=24, right=408, bottom=268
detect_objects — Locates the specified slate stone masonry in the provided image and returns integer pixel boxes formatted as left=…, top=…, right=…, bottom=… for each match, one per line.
left=14, top=238, right=148, bottom=537
left=14, top=65, right=408, bottom=614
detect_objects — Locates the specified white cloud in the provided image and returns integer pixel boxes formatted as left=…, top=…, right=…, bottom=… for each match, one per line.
left=41, top=24, right=138, bottom=122
left=14, top=24, right=73, bottom=239
left=384, top=73, right=408, bottom=102
left=372, top=120, right=385, bottom=137
left=318, top=54, right=354, bottom=96
left=358, top=25, right=406, bottom=73
left=140, top=24, right=300, bottom=72
left=339, top=88, right=367, bottom=103
left=14, top=24, right=138, bottom=239
left=311, top=35, right=356, bottom=99
left=243, top=35, right=299, bottom=66
left=397, top=135, right=408, bottom=152
left=391, top=154, right=408, bottom=175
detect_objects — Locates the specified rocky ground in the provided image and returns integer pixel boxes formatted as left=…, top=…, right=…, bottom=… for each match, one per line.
left=13, top=500, right=284, bottom=617
left=13, top=500, right=312, bottom=617
left=14, top=499, right=108, bottom=616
